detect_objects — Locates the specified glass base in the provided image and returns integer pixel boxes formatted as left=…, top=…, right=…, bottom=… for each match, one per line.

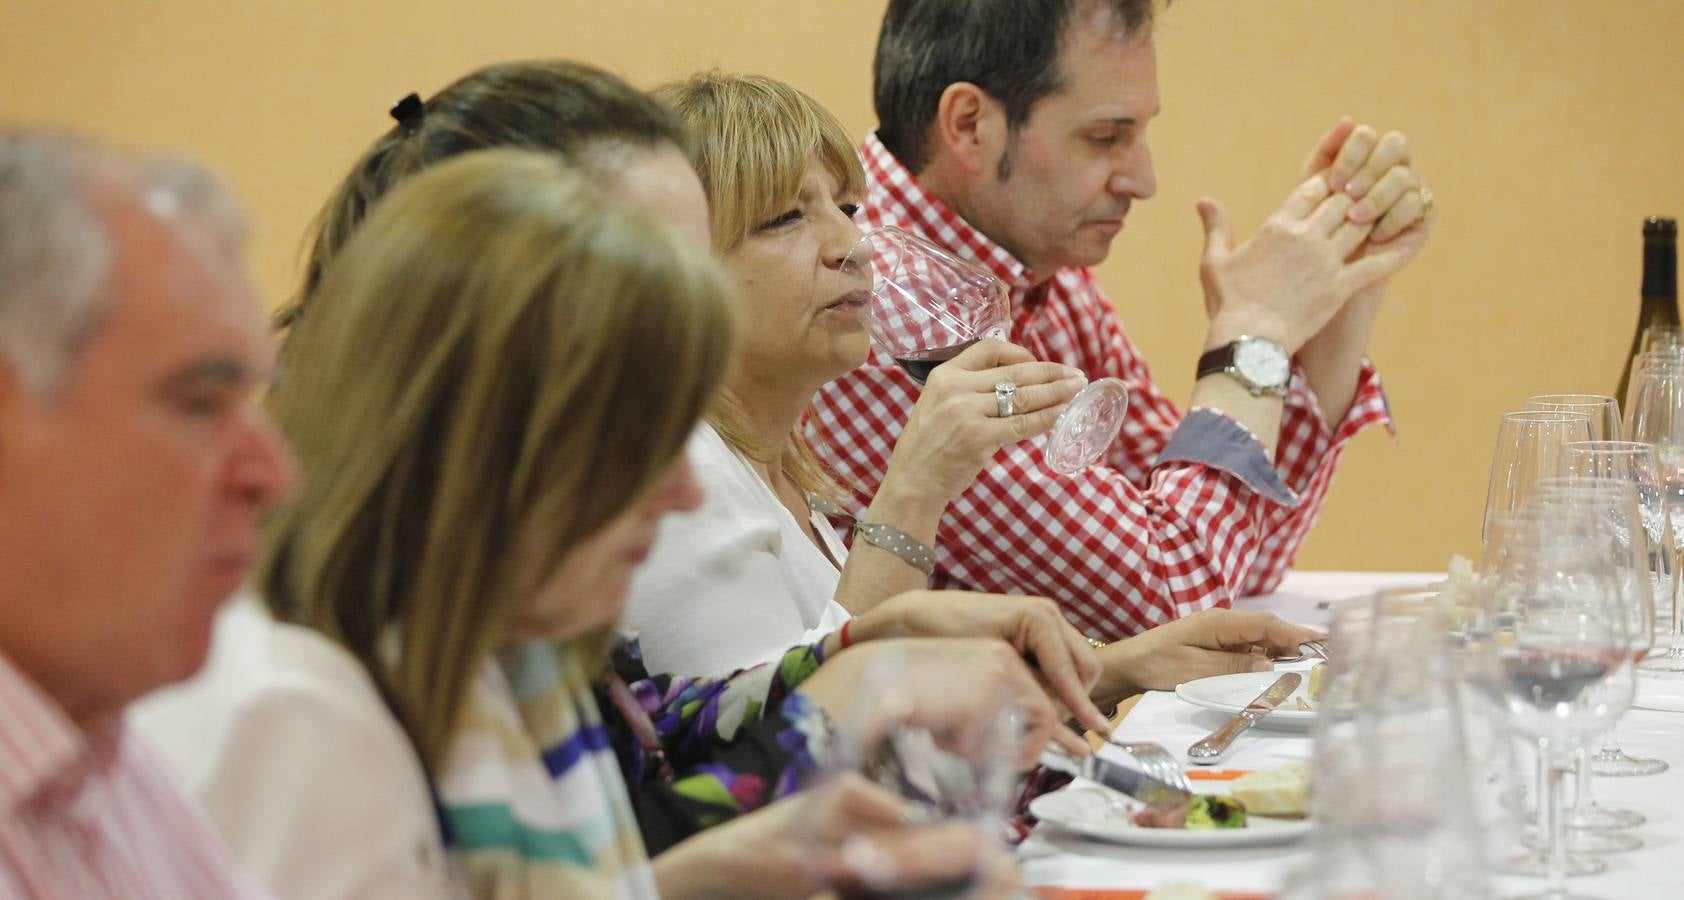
left=1567, top=803, right=1646, bottom=830
left=1504, top=893, right=1606, bottom=900
left=1498, top=849, right=1605, bottom=878
left=1589, top=751, right=1669, bottom=777
left=1566, top=829, right=1643, bottom=853
left=1638, top=647, right=1684, bottom=673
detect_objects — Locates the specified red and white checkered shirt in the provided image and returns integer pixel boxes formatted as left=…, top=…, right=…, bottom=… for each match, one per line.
left=807, top=134, right=1393, bottom=640
left=0, top=651, right=266, bottom=900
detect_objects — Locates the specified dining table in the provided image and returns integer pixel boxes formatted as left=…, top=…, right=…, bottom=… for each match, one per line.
left=1021, top=570, right=1684, bottom=899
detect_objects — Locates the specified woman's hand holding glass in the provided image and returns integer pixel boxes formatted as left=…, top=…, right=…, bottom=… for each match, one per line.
left=882, top=340, right=1086, bottom=505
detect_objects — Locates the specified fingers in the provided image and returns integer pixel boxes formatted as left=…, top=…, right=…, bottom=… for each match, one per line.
left=1370, top=185, right=1429, bottom=243
left=1297, top=117, right=1355, bottom=181
left=1323, top=123, right=1378, bottom=194
left=1339, top=130, right=1411, bottom=200
left=1346, top=165, right=1421, bottom=227
left=1193, top=609, right=1322, bottom=655
left=1016, top=606, right=1111, bottom=735
left=1196, top=197, right=1234, bottom=257
left=945, top=338, right=1038, bottom=372
left=1279, top=173, right=1333, bottom=221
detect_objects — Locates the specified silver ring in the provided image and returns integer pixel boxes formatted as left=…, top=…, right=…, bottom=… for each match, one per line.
left=1419, top=186, right=1435, bottom=218
left=994, top=381, right=1017, bottom=417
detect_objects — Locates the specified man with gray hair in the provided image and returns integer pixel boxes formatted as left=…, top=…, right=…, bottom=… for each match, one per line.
left=0, top=131, right=293, bottom=896
left=810, top=0, right=1434, bottom=641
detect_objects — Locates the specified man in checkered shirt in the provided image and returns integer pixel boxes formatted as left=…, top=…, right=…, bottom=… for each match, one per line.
left=808, top=0, right=1435, bottom=639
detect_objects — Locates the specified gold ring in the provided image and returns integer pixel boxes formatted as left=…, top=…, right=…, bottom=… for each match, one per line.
left=1419, top=186, right=1435, bottom=217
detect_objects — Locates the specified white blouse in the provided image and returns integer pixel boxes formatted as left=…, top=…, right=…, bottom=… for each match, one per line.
left=622, top=424, right=851, bottom=675
left=129, top=597, right=462, bottom=900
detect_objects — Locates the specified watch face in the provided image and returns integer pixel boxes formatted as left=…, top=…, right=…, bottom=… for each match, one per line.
left=1234, top=338, right=1291, bottom=389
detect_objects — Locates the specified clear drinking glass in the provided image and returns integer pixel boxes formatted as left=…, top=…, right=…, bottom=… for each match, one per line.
left=1566, top=438, right=1684, bottom=716
left=1639, top=325, right=1684, bottom=355
left=1482, top=504, right=1634, bottom=899
left=1483, top=411, right=1595, bottom=545
left=1621, top=359, right=1684, bottom=671
left=1528, top=479, right=1655, bottom=844
left=812, top=646, right=1023, bottom=897
left=1278, top=588, right=1492, bottom=899
left=846, top=226, right=1128, bottom=474
left=1525, top=395, right=1621, bottom=442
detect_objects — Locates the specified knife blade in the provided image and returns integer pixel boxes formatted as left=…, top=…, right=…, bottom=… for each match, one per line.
left=1037, top=746, right=1193, bottom=811
left=1186, top=671, right=1301, bottom=765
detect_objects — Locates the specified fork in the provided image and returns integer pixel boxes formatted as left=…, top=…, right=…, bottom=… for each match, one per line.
left=1272, top=638, right=1330, bottom=664
left=1096, top=738, right=1194, bottom=795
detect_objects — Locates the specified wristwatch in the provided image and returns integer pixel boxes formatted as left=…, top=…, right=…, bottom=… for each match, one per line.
left=1196, top=335, right=1291, bottom=396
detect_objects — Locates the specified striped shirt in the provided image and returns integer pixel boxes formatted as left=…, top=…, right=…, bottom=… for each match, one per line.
left=807, top=133, right=1393, bottom=640
left=0, top=651, right=265, bottom=900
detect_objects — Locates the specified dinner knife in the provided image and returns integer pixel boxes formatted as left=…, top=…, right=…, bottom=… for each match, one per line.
left=1186, top=671, right=1301, bottom=765
left=1037, top=745, right=1193, bottom=811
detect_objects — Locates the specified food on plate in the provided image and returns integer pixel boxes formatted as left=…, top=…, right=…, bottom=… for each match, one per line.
left=1291, top=663, right=1327, bottom=711
left=1228, top=761, right=1310, bottom=818
left=1184, top=794, right=1247, bottom=829
left=1129, top=794, right=1247, bottom=829
left=1144, top=882, right=1219, bottom=900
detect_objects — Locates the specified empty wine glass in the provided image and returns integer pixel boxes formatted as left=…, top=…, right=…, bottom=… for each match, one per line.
left=1525, top=395, right=1620, bottom=442
left=1484, top=411, right=1595, bottom=545
left=847, top=226, right=1128, bottom=474
left=1621, top=360, right=1684, bottom=672
left=1483, top=504, right=1634, bottom=898
left=1278, top=589, right=1492, bottom=899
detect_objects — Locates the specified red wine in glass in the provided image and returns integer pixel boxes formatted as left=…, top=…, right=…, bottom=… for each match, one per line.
left=893, top=339, right=979, bottom=385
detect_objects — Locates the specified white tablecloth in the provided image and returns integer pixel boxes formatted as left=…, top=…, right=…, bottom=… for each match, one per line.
left=1021, top=571, right=1684, bottom=896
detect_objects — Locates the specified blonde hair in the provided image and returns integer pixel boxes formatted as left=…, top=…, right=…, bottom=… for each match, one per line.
left=260, top=149, right=736, bottom=775
left=654, top=71, right=865, bottom=500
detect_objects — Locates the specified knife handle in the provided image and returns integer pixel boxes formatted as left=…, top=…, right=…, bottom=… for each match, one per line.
left=1187, top=713, right=1253, bottom=765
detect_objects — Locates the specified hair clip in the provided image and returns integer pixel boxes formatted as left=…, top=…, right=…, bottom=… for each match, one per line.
left=389, top=93, right=425, bottom=132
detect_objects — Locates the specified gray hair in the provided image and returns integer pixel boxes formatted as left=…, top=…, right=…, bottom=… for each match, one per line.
left=0, top=131, right=245, bottom=393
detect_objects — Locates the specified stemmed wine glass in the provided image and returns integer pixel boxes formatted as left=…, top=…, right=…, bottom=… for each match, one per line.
left=1483, top=411, right=1595, bottom=545
left=1622, top=358, right=1684, bottom=671
left=1564, top=440, right=1678, bottom=769
left=846, top=226, right=1129, bottom=474
left=1525, top=395, right=1621, bottom=442
left=1528, top=478, right=1655, bottom=851
left=1483, top=503, right=1634, bottom=899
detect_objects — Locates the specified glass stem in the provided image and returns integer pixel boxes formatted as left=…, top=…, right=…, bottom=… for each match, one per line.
left=1574, top=747, right=1594, bottom=817
left=1545, top=742, right=1569, bottom=893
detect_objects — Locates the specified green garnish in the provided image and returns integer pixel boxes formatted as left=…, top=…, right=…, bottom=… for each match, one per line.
left=1185, top=795, right=1247, bottom=829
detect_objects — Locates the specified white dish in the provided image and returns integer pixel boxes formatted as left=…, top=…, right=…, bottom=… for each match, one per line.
left=1634, top=674, right=1684, bottom=713
left=1175, top=670, right=1318, bottom=732
left=1029, top=781, right=1312, bottom=848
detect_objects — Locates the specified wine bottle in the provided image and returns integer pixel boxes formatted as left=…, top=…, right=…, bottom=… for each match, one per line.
left=1617, top=216, right=1680, bottom=404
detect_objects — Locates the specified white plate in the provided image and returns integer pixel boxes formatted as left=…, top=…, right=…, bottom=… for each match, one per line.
left=1175, top=670, right=1318, bottom=732
left=1634, top=673, right=1684, bottom=712
left=1029, top=782, right=1313, bottom=847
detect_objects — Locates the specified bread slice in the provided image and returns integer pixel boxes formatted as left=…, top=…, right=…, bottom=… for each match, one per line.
left=1228, top=761, right=1310, bottom=818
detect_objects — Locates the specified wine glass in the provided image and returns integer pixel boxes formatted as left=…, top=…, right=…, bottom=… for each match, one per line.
left=1483, top=411, right=1595, bottom=545
left=1621, top=360, right=1684, bottom=672
left=1278, top=588, right=1492, bottom=900
left=847, top=226, right=1128, bottom=474
left=1525, top=395, right=1620, bottom=442
left=1483, top=504, right=1633, bottom=898
left=1528, top=478, right=1655, bottom=846
left=1640, top=325, right=1684, bottom=355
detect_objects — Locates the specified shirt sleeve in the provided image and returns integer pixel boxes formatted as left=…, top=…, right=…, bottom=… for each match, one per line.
left=135, top=681, right=457, bottom=900
left=808, top=283, right=1393, bottom=640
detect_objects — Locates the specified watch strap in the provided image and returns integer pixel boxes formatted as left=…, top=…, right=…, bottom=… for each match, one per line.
left=1195, top=344, right=1238, bottom=381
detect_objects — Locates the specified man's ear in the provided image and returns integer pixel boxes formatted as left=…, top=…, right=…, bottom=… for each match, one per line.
left=931, top=82, right=1006, bottom=177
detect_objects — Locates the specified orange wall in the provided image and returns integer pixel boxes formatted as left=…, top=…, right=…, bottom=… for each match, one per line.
left=4, top=1, right=1683, bottom=572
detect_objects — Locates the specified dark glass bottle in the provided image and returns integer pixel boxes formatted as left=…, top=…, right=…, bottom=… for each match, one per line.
left=1617, top=217, right=1680, bottom=405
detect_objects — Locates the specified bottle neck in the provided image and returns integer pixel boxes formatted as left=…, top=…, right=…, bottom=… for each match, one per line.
left=1643, top=237, right=1678, bottom=301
